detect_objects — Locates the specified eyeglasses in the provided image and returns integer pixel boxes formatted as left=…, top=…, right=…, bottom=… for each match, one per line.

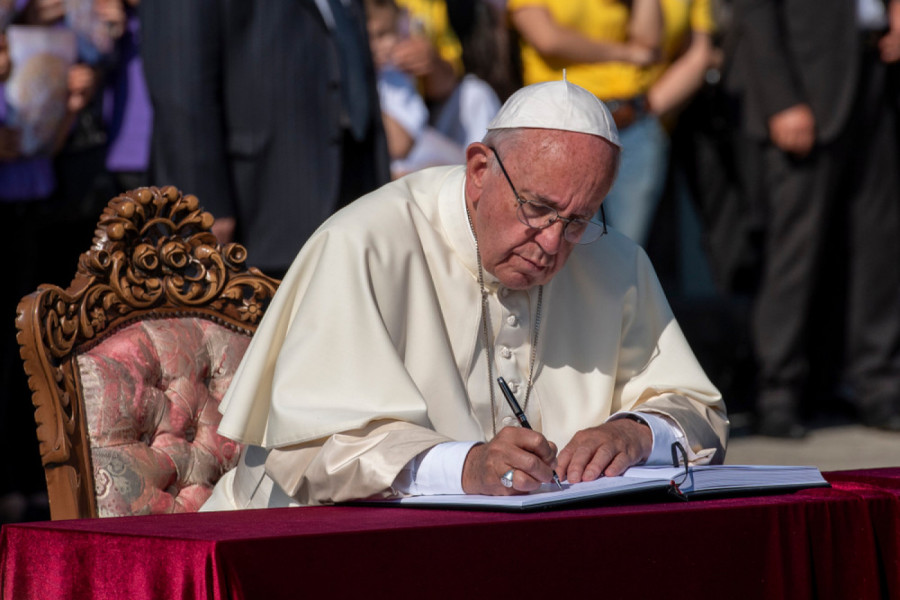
left=489, top=146, right=607, bottom=245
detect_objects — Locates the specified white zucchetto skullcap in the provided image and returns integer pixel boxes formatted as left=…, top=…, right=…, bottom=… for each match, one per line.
left=487, top=74, right=621, bottom=147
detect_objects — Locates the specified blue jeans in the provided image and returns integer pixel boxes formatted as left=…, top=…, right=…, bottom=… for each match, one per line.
left=600, top=114, right=669, bottom=246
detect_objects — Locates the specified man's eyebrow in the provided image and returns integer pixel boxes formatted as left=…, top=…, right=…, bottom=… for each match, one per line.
left=525, top=191, right=593, bottom=222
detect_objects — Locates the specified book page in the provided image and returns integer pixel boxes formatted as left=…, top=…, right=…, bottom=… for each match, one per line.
left=382, top=471, right=672, bottom=510
left=361, top=464, right=828, bottom=511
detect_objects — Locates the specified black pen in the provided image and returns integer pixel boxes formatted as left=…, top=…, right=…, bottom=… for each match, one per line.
left=497, top=377, right=564, bottom=489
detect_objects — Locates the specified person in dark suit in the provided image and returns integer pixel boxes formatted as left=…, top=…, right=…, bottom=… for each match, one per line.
left=141, top=0, right=391, bottom=278
left=727, top=0, right=900, bottom=436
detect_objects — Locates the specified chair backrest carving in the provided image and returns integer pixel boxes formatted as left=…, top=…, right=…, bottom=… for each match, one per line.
left=16, top=186, right=279, bottom=519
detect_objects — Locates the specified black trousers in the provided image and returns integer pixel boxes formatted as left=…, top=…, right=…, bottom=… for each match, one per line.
left=750, top=45, right=900, bottom=416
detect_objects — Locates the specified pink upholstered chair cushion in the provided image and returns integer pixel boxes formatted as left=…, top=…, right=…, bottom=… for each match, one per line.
left=76, top=317, right=247, bottom=517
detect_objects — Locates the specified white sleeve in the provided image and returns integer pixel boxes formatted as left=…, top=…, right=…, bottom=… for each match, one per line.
left=606, top=412, right=684, bottom=466
left=377, top=67, right=428, bottom=138
left=393, top=441, right=477, bottom=496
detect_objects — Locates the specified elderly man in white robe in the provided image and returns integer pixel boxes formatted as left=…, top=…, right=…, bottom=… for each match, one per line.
left=202, top=78, right=729, bottom=510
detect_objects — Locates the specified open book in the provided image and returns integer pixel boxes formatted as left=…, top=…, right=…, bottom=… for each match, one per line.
left=364, top=464, right=830, bottom=512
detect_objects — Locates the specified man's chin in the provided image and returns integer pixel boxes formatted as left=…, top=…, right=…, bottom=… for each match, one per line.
left=496, top=268, right=552, bottom=290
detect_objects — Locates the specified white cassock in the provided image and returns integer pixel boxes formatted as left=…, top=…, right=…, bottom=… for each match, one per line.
left=203, top=165, right=729, bottom=509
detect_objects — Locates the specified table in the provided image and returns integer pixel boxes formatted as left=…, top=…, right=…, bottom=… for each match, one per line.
left=2, top=468, right=899, bottom=600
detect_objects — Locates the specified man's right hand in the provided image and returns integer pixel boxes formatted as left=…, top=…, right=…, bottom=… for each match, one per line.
left=768, top=103, right=816, bottom=157
left=390, top=35, right=438, bottom=78
left=623, top=42, right=659, bottom=67
left=461, top=427, right=558, bottom=495
left=212, top=217, right=236, bottom=245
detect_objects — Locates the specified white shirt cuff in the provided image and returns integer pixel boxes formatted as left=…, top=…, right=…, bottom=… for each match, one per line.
left=395, top=441, right=477, bottom=496
left=606, top=411, right=685, bottom=466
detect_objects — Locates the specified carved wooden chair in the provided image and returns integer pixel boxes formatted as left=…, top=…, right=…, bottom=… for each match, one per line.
left=15, top=187, right=279, bottom=520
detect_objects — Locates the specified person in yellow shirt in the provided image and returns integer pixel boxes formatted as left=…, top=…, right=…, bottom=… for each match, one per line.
left=508, top=0, right=668, bottom=247
left=645, top=0, right=716, bottom=125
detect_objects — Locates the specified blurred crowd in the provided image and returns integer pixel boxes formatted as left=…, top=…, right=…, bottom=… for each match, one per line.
left=1, top=0, right=899, bottom=522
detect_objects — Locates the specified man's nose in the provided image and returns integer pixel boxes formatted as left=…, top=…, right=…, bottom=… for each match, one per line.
left=535, top=220, right=566, bottom=254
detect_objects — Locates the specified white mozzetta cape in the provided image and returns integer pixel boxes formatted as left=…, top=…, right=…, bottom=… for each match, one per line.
left=213, top=166, right=728, bottom=506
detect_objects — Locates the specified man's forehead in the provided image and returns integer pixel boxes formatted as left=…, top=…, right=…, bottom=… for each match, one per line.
left=512, top=127, right=617, bottom=157
left=506, top=137, right=614, bottom=213
left=509, top=131, right=616, bottom=174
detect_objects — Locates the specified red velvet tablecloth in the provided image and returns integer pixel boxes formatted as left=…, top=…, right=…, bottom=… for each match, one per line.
left=2, top=468, right=899, bottom=600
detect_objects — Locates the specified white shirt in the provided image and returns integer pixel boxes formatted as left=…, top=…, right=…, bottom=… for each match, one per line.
left=857, top=0, right=888, bottom=30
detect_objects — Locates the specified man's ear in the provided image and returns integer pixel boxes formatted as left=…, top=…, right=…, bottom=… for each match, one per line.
left=465, top=142, right=490, bottom=202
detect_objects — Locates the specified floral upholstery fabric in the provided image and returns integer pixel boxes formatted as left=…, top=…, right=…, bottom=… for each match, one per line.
left=76, top=318, right=248, bottom=517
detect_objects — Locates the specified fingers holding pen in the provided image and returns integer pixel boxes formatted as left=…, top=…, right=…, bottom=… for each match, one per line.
left=461, top=427, right=558, bottom=495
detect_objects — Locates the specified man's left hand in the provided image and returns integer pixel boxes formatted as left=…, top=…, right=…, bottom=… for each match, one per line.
left=879, top=29, right=900, bottom=63
left=556, top=419, right=652, bottom=483
left=391, top=35, right=438, bottom=78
